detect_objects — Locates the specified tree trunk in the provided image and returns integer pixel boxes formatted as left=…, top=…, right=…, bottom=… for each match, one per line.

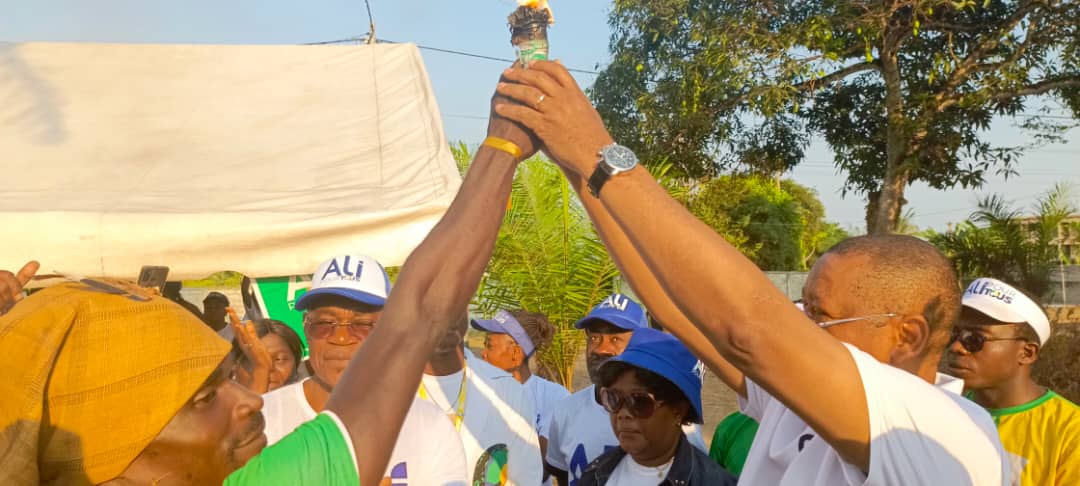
left=871, top=45, right=909, bottom=235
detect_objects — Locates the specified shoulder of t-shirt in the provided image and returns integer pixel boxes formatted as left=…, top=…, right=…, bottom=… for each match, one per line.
left=549, top=387, right=593, bottom=419
left=1046, top=392, right=1080, bottom=431
left=261, top=380, right=306, bottom=409
left=539, top=378, right=571, bottom=398
left=842, top=343, right=993, bottom=426
left=841, top=343, right=941, bottom=391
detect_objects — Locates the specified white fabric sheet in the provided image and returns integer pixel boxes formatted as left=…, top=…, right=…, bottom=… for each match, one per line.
left=0, top=42, right=461, bottom=278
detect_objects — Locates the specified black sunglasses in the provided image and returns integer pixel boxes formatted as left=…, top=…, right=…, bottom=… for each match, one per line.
left=599, top=387, right=665, bottom=419
left=950, top=327, right=1026, bottom=353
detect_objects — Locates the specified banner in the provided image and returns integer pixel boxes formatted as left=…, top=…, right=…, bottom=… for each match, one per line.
left=247, top=276, right=312, bottom=355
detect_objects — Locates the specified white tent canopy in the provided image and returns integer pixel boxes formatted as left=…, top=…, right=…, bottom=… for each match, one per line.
left=0, top=42, right=462, bottom=279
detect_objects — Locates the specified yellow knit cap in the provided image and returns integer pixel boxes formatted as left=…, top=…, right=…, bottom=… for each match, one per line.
left=0, top=281, right=231, bottom=485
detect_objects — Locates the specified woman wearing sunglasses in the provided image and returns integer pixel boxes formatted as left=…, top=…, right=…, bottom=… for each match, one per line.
left=581, top=328, right=736, bottom=486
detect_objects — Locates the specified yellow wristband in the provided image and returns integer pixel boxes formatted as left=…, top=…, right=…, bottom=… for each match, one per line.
left=483, top=136, right=523, bottom=160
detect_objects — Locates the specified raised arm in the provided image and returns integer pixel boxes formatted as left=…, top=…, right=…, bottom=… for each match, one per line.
left=560, top=168, right=746, bottom=396
left=496, top=62, right=871, bottom=470
left=324, top=85, right=537, bottom=486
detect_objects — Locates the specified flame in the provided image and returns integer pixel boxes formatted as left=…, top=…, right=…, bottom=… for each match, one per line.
left=517, top=0, right=554, bottom=23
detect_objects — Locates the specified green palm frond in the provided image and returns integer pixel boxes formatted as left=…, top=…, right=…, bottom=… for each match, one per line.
left=456, top=148, right=620, bottom=387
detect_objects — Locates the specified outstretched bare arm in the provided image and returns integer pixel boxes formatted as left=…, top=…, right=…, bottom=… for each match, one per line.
left=325, top=85, right=537, bottom=486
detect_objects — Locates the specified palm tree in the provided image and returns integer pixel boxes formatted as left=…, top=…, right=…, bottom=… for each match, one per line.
left=930, top=183, right=1077, bottom=297
left=454, top=144, right=620, bottom=388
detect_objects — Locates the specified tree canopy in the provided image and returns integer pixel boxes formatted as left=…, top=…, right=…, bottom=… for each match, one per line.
left=684, top=175, right=848, bottom=271
left=928, top=183, right=1078, bottom=297
left=592, top=0, right=1080, bottom=234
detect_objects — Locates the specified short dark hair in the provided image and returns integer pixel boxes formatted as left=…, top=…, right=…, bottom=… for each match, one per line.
left=598, top=361, right=696, bottom=425
left=824, top=234, right=961, bottom=343
left=231, top=319, right=304, bottom=377
left=508, top=310, right=555, bottom=353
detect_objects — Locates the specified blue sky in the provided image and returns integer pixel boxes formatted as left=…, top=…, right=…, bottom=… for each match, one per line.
left=2, top=0, right=1076, bottom=231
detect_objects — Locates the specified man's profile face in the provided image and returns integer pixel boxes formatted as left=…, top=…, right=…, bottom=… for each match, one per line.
left=128, top=357, right=266, bottom=484
left=802, top=252, right=897, bottom=363
left=481, top=333, right=521, bottom=372
left=585, top=321, right=632, bottom=385
left=942, top=311, right=1028, bottom=389
left=304, top=295, right=382, bottom=388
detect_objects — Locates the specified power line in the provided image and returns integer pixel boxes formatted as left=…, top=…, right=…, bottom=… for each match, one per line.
left=303, top=35, right=601, bottom=75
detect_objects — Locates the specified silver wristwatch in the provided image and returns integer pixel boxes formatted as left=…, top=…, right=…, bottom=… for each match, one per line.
left=587, top=144, right=639, bottom=198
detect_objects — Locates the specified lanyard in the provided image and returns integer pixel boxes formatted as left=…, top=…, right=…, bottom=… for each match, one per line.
left=419, top=366, right=468, bottom=431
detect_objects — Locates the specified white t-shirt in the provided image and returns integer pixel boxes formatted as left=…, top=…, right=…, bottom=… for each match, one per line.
left=260, top=379, right=468, bottom=486
left=608, top=455, right=675, bottom=486
left=524, top=375, right=571, bottom=438
left=737, top=343, right=1010, bottom=486
left=420, top=351, right=543, bottom=486
left=544, top=384, right=708, bottom=486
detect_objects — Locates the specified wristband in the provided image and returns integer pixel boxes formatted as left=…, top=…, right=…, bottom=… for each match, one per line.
left=483, top=136, right=524, bottom=160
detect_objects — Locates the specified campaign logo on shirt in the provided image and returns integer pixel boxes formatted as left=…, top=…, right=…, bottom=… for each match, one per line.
left=568, top=443, right=618, bottom=486
left=386, top=462, right=408, bottom=486
left=473, top=444, right=509, bottom=486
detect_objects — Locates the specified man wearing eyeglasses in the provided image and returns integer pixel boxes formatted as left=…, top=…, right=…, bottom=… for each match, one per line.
left=490, top=60, right=1009, bottom=485
left=260, top=253, right=468, bottom=486
left=944, top=277, right=1080, bottom=486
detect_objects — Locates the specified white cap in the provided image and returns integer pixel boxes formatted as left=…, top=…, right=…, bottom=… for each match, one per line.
left=962, top=278, right=1051, bottom=345
left=295, top=254, right=391, bottom=310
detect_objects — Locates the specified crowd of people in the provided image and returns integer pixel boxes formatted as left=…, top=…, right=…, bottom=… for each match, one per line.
left=1, top=60, right=1078, bottom=486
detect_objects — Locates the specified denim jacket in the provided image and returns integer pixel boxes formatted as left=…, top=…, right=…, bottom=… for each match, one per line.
left=577, top=433, right=738, bottom=486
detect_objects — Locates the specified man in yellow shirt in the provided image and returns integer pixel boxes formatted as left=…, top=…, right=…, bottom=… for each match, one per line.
left=944, top=277, right=1080, bottom=486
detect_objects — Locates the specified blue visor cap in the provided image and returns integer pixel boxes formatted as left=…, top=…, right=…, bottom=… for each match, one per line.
left=574, top=293, right=647, bottom=331
left=600, top=328, right=705, bottom=423
left=471, top=310, right=536, bottom=357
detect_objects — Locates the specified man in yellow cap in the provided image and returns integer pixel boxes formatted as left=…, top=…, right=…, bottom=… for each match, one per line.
left=0, top=77, right=537, bottom=486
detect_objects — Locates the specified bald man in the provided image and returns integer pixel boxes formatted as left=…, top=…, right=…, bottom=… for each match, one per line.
left=492, top=60, right=1010, bottom=485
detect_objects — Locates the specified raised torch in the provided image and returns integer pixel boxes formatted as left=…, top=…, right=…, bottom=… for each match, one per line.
left=508, top=0, right=553, bottom=68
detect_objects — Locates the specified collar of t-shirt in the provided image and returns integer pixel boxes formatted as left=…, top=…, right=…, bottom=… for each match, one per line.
left=611, top=454, right=675, bottom=485
left=934, top=372, right=964, bottom=394
left=421, top=369, right=466, bottom=413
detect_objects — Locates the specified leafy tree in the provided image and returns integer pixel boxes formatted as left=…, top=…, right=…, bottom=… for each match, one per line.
left=593, top=0, right=1080, bottom=235
left=453, top=144, right=620, bottom=387
left=685, top=175, right=849, bottom=270
left=928, top=183, right=1077, bottom=297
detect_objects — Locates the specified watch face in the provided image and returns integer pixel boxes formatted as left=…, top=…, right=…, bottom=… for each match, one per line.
left=602, top=144, right=639, bottom=171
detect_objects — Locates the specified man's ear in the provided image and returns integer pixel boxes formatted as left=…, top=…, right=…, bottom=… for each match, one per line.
left=890, top=314, right=931, bottom=365
left=1018, top=341, right=1040, bottom=366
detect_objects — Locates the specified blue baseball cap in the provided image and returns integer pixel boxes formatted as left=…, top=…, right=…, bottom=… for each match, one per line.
left=574, top=293, right=647, bottom=331
left=295, top=254, right=391, bottom=310
left=470, top=310, right=536, bottom=357
left=599, top=328, right=705, bottom=423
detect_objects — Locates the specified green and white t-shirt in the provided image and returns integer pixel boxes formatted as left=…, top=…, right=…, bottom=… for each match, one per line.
left=225, top=411, right=358, bottom=486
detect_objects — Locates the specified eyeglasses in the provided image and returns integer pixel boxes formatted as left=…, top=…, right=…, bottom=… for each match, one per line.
left=599, top=388, right=665, bottom=419
left=305, top=319, right=374, bottom=340
left=815, top=313, right=898, bottom=329
left=950, top=327, right=1026, bottom=353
